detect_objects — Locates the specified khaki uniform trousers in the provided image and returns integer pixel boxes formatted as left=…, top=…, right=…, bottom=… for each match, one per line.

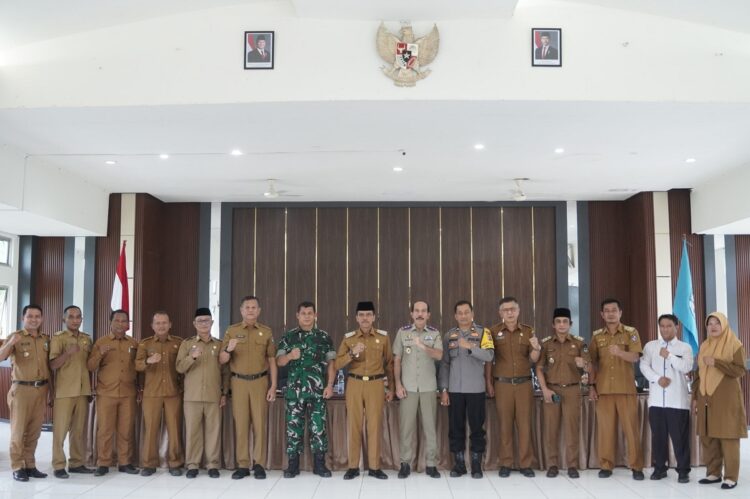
left=184, top=401, right=222, bottom=470
left=7, top=384, right=48, bottom=470
left=542, top=385, right=581, bottom=469
left=95, top=395, right=136, bottom=466
left=52, top=395, right=89, bottom=469
left=141, top=396, right=183, bottom=468
left=701, top=436, right=740, bottom=482
left=399, top=391, right=438, bottom=466
left=495, top=380, right=534, bottom=468
left=345, top=378, right=385, bottom=470
left=230, top=376, right=268, bottom=468
left=595, top=394, right=643, bottom=471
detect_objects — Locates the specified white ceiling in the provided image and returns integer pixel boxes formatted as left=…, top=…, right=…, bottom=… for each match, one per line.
left=1, top=100, right=747, bottom=203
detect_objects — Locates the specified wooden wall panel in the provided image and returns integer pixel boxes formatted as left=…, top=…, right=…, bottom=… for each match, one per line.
left=471, top=207, right=502, bottom=329
left=347, top=208, right=379, bottom=332
left=33, top=237, right=66, bottom=334
left=231, top=208, right=256, bottom=323
left=734, top=235, right=750, bottom=425
left=533, top=207, right=557, bottom=336
left=254, top=208, right=286, bottom=336
left=625, top=193, right=657, bottom=342
left=668, top=189, right=706, bottom=340
left=409, top=208, right=442, bottom=328
left=440, top=208, right=472, bottom=333
left=285, top=208, right=316, bottom=330
left=134, top=194, right=163, bottom=341
left=317, top=208, right=347, bottom=345
left=94, top=194, right=121, bottom=339
left=502, top=208, right=535, bottom=325
left=378, top=208, right=410, bottom=335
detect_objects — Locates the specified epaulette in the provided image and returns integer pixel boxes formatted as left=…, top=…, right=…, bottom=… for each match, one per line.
left=257, top=322, right=272, bottom=332
left=426, top=325, right=438, bottom=331
left=344, top=331, right=357, bottom=338
left=573, top=335, right=584, bottom=342
left=54, top=330, right=65, bottom=336
left=141, top=336, right=154, bottom=342
left=593, top=328, right=605, bottom=336
left=400, top=324, right=413, bottom=331
left=624, top=325, right=635, bottom=333
left=542, top=336, right=552, bottom=343
left=521, top=323, right=534, bottom=332
left=376, top=329, right=388, bottom=336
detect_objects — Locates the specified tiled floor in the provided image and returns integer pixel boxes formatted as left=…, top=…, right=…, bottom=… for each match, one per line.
left=0, top=425, right=747, bottom=498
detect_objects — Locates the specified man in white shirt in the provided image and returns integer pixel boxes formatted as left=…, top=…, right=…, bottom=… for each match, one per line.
left=639, top=314, right=694, bottom=483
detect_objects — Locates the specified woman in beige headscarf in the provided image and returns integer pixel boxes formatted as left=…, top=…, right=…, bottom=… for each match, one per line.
left=692, top=312, right=747, bottom=489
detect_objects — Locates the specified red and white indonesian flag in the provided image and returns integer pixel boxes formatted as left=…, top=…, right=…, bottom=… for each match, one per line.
left=111, top=241, right=129, bottom=312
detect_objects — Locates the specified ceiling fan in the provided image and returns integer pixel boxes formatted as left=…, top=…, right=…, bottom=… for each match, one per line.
left=263, top=179, right=301, bottom=199
left=511, top=178, right=528, bottom=201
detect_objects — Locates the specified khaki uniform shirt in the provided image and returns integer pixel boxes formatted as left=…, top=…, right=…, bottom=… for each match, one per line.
left=7, top=329, right=50, bottom=382
left=136, top=334, right=183, bottom=397
left=222, top=322, right=276, bottom=375
left=335, top=329, right=395, bottom=388
left=87, top=333, right=139, bottom=397
left=589, top=323, right=643, bottom=394
left=489, top=322, right=536, bottom=378
left=49, top=329, right=92, bottom=398
left=177, top=335, right=229, bottom=403
left=539, top=334, right=590, bottom=385
left=393, top=324, right=442, bottom=392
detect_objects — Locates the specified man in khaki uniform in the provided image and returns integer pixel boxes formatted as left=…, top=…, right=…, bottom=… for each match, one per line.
left=87, top=309, right=140, bottom=476
left=393, top=300, right=442, bottom=479
left=588, top=298, right=644, bottom=480
left=535, top=307, right=590, bottom=478
left=177, top=308, right=229, bottom=479
left=0, top=304, right=50, bottom=482
left=335, top=301, right=395, bottom=480
left=219, top=295, right=277, bottom=480
left=135, top=311, right=184, bottom=476
left=485, top=296, right=541, bottom=477
left=49, top=305, right=95, bottom=478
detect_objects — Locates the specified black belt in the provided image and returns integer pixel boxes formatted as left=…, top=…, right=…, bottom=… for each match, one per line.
left=494, top=376, right=532, bottom=385
left=231, top=370, right=268, bottom=381
left=13, top=379, right=49, bottom=387
left=348, top=373, right=385, bottom=381
left=549, top=382, right=580, bottom=388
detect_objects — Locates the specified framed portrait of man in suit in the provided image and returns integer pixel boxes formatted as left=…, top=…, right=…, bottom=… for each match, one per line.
left=532, top=28, right=561, bottom=67
left=244, top=31, right=274, bottom=70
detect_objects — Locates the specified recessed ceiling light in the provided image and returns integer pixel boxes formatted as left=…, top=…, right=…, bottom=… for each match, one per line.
left=474, top=144, right=485, bottom=150
left=159, top=154, right=169, bottom=160
left=554, top=148, right=565, bottom=154
left=230, top=149, right=243, bottom=156
left=105, top=160, right=117, bottom=165
left=685, top=158, right=696, bottom=163
left=393, top=166, right=403, bottom=172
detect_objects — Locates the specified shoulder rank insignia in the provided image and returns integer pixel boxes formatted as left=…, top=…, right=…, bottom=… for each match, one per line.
left=593, top=329, right=604, bottom=336
left=542, top=336, right=551, bottom=343
left=344, top=331, right=357, bottom=338
left=426, top=325, right=438, bottom=331
left=573, top=335, right=584, bottom=341
left=624, top=325, right=635, bottom=333
left=376, top=329, right=388, bottom=336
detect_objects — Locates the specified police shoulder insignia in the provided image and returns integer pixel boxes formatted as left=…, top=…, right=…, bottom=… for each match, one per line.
left=426, top=325, right=438, bottom=331
left=344, top=331, right=357, bottom=338
left=376, top=329, right=388, bottom=336
left=400, top=324, right=412, bottom=331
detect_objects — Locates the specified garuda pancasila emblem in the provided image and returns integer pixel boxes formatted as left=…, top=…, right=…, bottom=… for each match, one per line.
left=377, top=22, right=440, bottom=87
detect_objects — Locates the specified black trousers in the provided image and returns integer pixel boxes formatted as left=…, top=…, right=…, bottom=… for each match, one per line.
left=649, top=406, right=691, bottom=474
left=448, top=392, right=486, bottom=453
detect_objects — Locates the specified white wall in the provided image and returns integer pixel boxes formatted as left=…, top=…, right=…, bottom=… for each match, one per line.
left=691, top=163, right=750, bottom=234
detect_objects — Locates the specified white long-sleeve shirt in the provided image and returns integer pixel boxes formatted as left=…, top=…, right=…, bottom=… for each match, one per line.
left=640, top=337, right=694, bottom=410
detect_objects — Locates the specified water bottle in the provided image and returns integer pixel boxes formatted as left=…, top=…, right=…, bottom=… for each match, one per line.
left=334, top=369, right=345, bottom=395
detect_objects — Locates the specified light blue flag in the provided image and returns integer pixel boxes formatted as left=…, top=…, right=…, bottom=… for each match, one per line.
left=673, top=240, right=699, bottom=355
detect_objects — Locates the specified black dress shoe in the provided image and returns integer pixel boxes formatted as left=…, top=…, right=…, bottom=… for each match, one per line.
left=118, top=464, right=139, bottom=474
left=499, top=466, right=511, bottom=477
left=546, top=466, right=558, bottom=478
left=650, top=470, right=667, bottom=480
left=93, top=466, right=109, bottom=476
left=54, top=469, right=69, bottom=479
left=208, top=468, right=220, bottom=478
left=13, top=469, right=29, bottom=482
left=632, top=470, right=645, bottom=481
left=520, top=468, right=536, bottom=478
left=678, top=473, right=690, bottom=483
left=68, top=466, right=95, bottom=474
left=343, top=468, right=360, bottom=480
left=398, top=463, right=410, bottom=479
left=186, top=469, right=199, bottom=478
left=140, top=467, right=156, bottom=477
left=425, top=466, right=441, bottom=478
left=169, top=468, right=183, bottom=476
left=699, top=476, right=722, bottom=484
left=598, top=469, right=612, bottom=478
left=368, top=469, right=388, bottom=479
left=231, top=468, right=250, bottom=479
left=721, top=481, right=737, bottom=489
left=252, top=464, right=266, bottom=479
left=568, top=467, right=580, bottom=479
left=25, top=468, right=48, bottom=478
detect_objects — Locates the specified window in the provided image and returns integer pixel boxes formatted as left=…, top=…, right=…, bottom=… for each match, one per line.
left=0, top=286, right=8, bottom=338
left=0, top=236, right=9, bottom=266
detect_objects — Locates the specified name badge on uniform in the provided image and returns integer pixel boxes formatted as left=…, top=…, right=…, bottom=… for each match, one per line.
left=497, top=332, right=504, bottom=338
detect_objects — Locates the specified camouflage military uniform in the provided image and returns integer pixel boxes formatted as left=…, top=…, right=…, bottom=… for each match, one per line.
left=277, top=327, right=336, bottom=454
